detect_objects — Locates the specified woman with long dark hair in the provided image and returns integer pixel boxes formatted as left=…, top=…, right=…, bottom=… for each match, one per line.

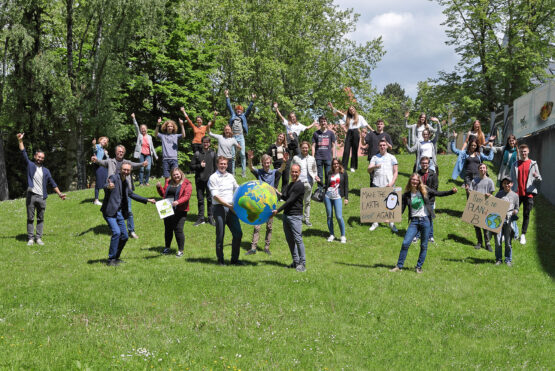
left=490, top=134, right=518, bottom=186
left=323, top=159, right=349, bottom=243
left=451, top=133, right=494, bottom=187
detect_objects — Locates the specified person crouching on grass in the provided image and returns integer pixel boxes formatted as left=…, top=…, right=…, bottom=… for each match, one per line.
left=390, top=173, right=457, bottom=274
left=494, top=177, right=519, bottom=266
left=156, top=167, right=192, bottom=257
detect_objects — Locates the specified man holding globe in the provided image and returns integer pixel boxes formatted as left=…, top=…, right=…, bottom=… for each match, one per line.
left=245, top=150, right=288, bottom=256
left=208, top=156, right=243, bottom=265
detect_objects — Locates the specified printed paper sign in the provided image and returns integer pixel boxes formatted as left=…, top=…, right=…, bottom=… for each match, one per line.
left=462, top=190, right=510, bottom=233
left=156, top=199, right=174, bottom=219
left=360, top=187, right=402, bottom=223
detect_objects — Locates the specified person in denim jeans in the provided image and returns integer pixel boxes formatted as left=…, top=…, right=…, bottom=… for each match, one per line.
left=311, top=116, right=336, bottom=186
left=323, top=159, right=348, bottom=243
left=131, top=113, right=158, bottom=186
left=390, top=173, right=457, bottom=274
left=225, top=89, right=255, bottom=177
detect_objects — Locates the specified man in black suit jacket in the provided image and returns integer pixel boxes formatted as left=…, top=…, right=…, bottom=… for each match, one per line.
left=101, top=162, right=155, bottom=266
left=190, top=136, right=217, bottom=226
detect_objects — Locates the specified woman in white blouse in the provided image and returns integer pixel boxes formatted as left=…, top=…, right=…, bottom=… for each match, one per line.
left=274, top=102, right=317, bottom=156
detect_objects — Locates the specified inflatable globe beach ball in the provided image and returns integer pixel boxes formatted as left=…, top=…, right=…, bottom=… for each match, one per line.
left=233, top=181, right=278, bottom=225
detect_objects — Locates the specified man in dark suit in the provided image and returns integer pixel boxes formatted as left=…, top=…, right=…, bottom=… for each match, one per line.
left=190, top=136, right=217, bottom=226
left=101, top=162, right=155, bottom=266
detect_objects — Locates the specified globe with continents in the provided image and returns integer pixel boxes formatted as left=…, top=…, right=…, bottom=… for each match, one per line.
left=233, top=181, right=278, bottom=225
left=485, top=213, right=502, bottom=230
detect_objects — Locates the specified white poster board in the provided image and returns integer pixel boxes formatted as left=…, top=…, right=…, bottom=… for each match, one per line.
left=360, top=187, right=403, bottom=223
left=156, top=199, right=174, bottom=219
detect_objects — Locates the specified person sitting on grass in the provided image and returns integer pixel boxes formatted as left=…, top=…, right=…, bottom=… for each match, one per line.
left=390, top=173, right=457, bottom=274
left=17, top=133, right=66, bottom=246
left=101, top=162, right=155, bottom=266
left=154, top=116, right=186, bottom=183
left=494, top=177, right=519, bottom=267
left=466, top=163, right=495, bottom=252
left=156, top=167, right=192, bottom=257
left=245, top=150, right=288, bottom=256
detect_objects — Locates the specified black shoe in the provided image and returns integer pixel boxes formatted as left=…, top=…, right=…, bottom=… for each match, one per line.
left=485, top=243, right=493, bottom=252
left=116, top=259, right=126, bottom=264
left=162, top=247, right=171, bottom=255
left=107, top=259, right=120, bottom=267
left=474, top=244, right=482, bottom=250
left=230, top=260, right=246, bottom=266
left=193, top=219, right=205, bottom=227
left=217, top=260, right=225, bottom=266
left=208, top=217, right=216, bottom=226
left=264, top=248, right=271, bottom=256
left=245, top=249, right=257, bottom=256
left=287, top=262, right=297, bottom=269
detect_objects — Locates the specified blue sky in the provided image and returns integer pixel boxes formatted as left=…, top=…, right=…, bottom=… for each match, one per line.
left=334, top=0, right=459, bottom=98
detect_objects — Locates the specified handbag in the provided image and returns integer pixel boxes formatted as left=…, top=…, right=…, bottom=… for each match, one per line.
left=311, top=184, right=325, bottom=202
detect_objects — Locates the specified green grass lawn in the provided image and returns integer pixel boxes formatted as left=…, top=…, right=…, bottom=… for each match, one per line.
left=1, top=154, right=554, bottom=369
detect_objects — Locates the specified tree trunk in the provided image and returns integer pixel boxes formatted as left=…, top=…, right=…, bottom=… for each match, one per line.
left=0, top=132, right=9, bottom=200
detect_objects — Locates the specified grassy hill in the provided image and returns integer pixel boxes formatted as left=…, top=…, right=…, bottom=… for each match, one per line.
left=1, top=154, right=554, bottom=369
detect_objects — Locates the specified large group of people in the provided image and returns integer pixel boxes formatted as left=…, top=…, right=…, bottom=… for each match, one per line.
left=16, top=97, right=543, bottom=272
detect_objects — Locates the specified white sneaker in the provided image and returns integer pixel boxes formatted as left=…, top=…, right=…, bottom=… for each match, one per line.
left=412, top=237, right=418, bottom=243
left=429, top=237, right=435, bottom=243
left=327, top=235, right=335, bottom=242
left=369, top=223, right=378, bottom=231
left=520, top=234, right=526, bottom=245
left=340, top=236, right=346, bottom=243
left=389, top=223, right=398, bottom=233
left=93, top=200, right=102, bottom=206
left=350, top=168, right=355, bottom=172
left=27, top=239, right=34, bottom=246
left=36, top=238, right=44, bottom=246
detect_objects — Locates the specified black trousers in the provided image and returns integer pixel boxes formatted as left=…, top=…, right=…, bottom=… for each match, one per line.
left=519, top=196, right=534, bottom=234
left=195, top=179, right=212, bottom=219
left=213, top=204, right=242, bottom=263
left=273, top=159, right=291, bottom=192
left=164, top=210, right=187, bottom=252
left=474, top=227, right=490, bottom=246
left=342, top=129, right=360, bottom=170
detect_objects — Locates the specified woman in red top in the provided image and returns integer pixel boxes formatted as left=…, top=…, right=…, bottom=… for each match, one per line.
left=156, top=167, right=192, bottom=257
left=181, top=106, right=217, bottom=154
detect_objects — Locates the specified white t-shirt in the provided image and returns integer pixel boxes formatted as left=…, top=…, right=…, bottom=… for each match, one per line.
left=32, top=166, right=44, bottom=196
left=342, top=114, right=369, bottom=130
left=420, top=141, right=434, bottom=159
left=370, top=153, right=398, bottom=187
left=326, top=173, right=341, bottom=199
left=410, top=191, right=428, bottom=218
left=282, top=119, right=308, bottom=136
left=416, top=125, right=427, bottom=142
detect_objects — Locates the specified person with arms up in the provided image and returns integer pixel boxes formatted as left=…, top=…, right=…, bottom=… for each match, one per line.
left=292, top=141, right=319, bottom=227
left=92, top=136, right=109, bottom=205
left=244, top=150, right=288, bottom=256
left=131, top=113, right=158, bottom=186
left=328, top=102, right=369, bottom=172
left=272, top=164, right=307, bottom=272
left=156, top=167, right=192, bottom=257
left=390, top=173, right=456, bottom=274
left=208, top=156, right=243, bottom=265
left=208, top=125, right=241, bottom=173
left=225, top=89, right=255, bottom=177
left=404, top=111, right=439, bottom=146
left=190, top=136, right=217, bottom=226
left=92, top=145, right=147, bottom=239
left=451, top=133, right=494, bottom=189
left=494, top=177, right=519, bottom=266
left=367, top=139, right=399, bottom=233
left=274, top=102, right=317, bottom=156
left=154, top=116, right=186, bottom=182
left=312, top=115, right=337, bottom=186
left=17, top=133, right=66, bottom=246
left=101, top=162, right=155, bottom=266
left=181, top=106, right=217, bottom=155
left=404, top=125, right=442, bottom=173
left=467, top=163, right=495, bottom=251
left=510, top=144, right=542, bottom=245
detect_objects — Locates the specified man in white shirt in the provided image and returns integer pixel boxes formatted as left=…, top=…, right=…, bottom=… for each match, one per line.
left=292, top=141, right=320, bottom=227
left=367, top=139, right=399, bottom=232
left=208, top=156, right=243, bottom=265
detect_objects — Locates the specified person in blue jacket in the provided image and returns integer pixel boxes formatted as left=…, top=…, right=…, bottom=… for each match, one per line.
left=17, top=133, right=66, bottom=246
left=225, top=89, right=255, bottom=177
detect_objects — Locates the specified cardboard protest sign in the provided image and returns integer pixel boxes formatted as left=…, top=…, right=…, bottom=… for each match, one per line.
left=360, top=187, right=402, bottom=223
left=156, top=199, right=174, bottom=219
left=462, top=190, right=510, bottom=233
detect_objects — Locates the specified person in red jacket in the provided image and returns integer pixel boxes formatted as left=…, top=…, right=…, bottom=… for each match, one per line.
left=156, top=167, right=192, bottom=257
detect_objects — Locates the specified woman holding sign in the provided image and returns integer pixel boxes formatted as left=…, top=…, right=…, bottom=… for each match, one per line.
left=390, top=173, right=457, bottom=274
left=156, top=167, right=192, bottom=257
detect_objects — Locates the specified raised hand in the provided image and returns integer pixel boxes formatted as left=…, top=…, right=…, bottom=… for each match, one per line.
left=157, top=117, right=162, bottom=125
left=452, top=131, right=458, bottom=138
left=247, top=150, right=254, bottom=159
left=178, top=118, right=184, bottom=125
left=273, top=102, right=278, bottom=110
left=180, top=106, right=186, bottom=114
left=251, top=93, right=256, bottom=100
left=92, top=138, right=97, bottom=145
left=224, top=89, right=229, bottom=97
left=17, top=133, right=24, bottom=141
left=404, top=111, right=410, bottom=119
left=430, top=117, right=439, bottom=122
left=131, top=112, right=135, bottom=119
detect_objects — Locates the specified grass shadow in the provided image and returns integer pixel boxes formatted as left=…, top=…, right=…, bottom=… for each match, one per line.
left=398, top=171, right=413, bottom=178
left=87, top=258, right=109, bottom=265
left=349, top=188, right=360, bottom=197
left=78, top=224, right=111, bottom=236
left=535, top=195, right=555, bottom=278
left=261, top=260, right=290, bottom=268
left=443, top=257, right=493, bottom=265
left=347, top=216, right=360, bottom=227
left=303, top=229, right=329, bottom=238
left=0, top=234, right=29, bottom=242
left=80, top=198, right=97, bottom=204
left=446, top=233, right=474, bottom=246
left=335, top=262, right=395, bottom=269
left=447, top=179, right=464, bottom=186
left=435, top=208, right=463, bottom=218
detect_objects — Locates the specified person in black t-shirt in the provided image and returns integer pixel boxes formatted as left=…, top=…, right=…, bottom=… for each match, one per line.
left=190, top=136, right=217, bottom=226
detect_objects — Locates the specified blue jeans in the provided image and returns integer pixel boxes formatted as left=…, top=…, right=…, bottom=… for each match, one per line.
left=127, top=196, right=135, bottom=233
left=283, top=214, right=306, bottom=266
left=396, top=217, right=430, bottom=269
left=105, top=211, right=129, bottom=260
left=139, top=154, right=152, bottom=185
left=416, top=203, right=434, bottom=239
left=231, top=134, right=246, bottom=174
left=316, top=159, right=332, bottom=185
left=323, top=196, right=345, bottom=237
left=495, top=221, right=512, bottom=263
